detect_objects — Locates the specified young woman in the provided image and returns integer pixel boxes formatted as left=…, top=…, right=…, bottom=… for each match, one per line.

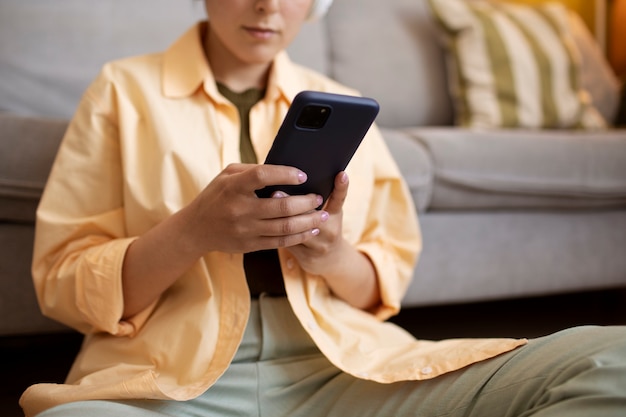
left=23, top=1, right=626, bottom=416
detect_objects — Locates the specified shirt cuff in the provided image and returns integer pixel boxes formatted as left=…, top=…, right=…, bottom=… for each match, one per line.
left=356, top=242, right=412, bottom=321
left=74, top=237, right=151, bottom=337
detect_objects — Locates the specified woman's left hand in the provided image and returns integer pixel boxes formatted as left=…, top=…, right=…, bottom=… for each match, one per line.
left=284, top=171, right=348, bottom=276
left=284, top=171, right=381, bottom=311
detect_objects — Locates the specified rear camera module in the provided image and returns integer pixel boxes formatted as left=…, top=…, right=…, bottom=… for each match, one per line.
left=295, top=105, right=332, bottom=129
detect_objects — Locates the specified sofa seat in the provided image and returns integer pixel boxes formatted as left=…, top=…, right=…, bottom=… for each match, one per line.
left=406, top=209, right=626, bottom=305
left=396, top=127, right=626, bottom=211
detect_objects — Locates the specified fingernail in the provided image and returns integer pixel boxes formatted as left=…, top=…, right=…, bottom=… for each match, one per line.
left=297, top=171, right=307, bottom=183
left=311, top=228, right=320, bottom=236
left=320, top=211, right=329, bottom=222
left=340, top=172, right=348, bottom=184
left=316, top=195, right=323, bottom=206
left=272, top=191, right=287, bottom=198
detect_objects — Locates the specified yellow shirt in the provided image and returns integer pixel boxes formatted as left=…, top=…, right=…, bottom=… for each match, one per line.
left=22, top=22, right=526, bottom=417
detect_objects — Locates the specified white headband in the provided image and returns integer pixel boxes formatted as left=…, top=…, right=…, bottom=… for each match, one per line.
left=308, top=0, right=333, bottom=21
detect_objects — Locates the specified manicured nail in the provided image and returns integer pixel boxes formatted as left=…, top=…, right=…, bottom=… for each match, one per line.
left=311, top=228, right=320, bottom=236
left=316, top=195, right=324, bottom=206
left=297, top=171, right=307, bottom=183
left=340, top=172, right=348, bottom=184
left=320, top=211, right=329, bottom=222
left=272, top=191, right=288, bottom=198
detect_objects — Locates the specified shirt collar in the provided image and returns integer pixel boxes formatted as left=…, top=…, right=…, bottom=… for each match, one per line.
left=266, top=51, right=305, bottom=104
left=162, top=21, right=303, bottom=106
left=162, top=22, right=211, bottom=99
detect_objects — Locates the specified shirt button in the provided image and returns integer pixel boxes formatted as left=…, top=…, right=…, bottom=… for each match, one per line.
left=420, top=366, right=433, bottom=375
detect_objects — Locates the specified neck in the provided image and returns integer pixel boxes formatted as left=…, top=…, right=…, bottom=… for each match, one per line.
left=204, top=29, right=272, bottom=93
left=214, top=64, right=271, bottom=92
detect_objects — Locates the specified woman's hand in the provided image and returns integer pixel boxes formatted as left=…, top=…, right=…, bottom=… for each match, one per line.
left=184, top=163, right=329, bottom=255
left=287, top=172, right=381, bottom=311
left=121, top=163, right=327, bottom=319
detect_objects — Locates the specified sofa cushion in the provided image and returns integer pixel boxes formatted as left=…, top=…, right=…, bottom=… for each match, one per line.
left=0, top=0, right=206, bottom=119
left=324, top=0, right=454, bottom=128
left=406, top=127, right=626, bottom=210
left=287, top=17, right=330, bottom=76
left=428, top=0, right=607, bottom=129
left=0, top=113, right=67, bottom=223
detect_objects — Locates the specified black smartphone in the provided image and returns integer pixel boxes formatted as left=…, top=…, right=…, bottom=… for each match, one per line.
left=255, top=90, right=380, bottom=208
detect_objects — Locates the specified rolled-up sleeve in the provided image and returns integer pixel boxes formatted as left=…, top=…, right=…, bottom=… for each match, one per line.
left=32, top=74, right=151, bottom=336
left=356, top=126, right=422, bottom=321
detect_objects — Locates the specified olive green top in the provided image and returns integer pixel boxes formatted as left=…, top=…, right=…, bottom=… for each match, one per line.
left=217, top=82, right=286, bottom=297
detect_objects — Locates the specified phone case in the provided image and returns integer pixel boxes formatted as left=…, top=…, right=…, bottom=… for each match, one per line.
left=256, top=90, right=380, bottom=208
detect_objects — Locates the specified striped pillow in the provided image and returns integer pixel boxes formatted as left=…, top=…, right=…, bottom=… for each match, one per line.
left=427, top=0, right=607, bottom=129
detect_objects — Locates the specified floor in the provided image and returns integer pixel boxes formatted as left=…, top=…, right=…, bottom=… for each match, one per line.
left=2, top=289, right=625, bottom=417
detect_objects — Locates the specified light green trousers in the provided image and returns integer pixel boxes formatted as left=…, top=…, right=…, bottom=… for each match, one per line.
left=37, top=296, right=626, bottom=417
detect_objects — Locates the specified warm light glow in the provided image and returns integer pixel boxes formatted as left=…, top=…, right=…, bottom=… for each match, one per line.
left=497, top=0, right=598, bottom=34
left=609, top=0, right=626, bottom=78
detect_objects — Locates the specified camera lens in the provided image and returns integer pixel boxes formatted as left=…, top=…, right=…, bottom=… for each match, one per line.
left=296, top=105, right=332, bottom=129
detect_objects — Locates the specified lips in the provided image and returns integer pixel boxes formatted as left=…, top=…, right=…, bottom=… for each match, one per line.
left=243, top=26, right=277, bottom=40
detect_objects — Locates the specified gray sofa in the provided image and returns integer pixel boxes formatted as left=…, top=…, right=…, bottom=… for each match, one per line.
left=1, top=0, right=626, bottom=338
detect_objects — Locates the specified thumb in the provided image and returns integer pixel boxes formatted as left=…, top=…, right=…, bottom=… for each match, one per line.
left=324, top=171, right=349, bottom=213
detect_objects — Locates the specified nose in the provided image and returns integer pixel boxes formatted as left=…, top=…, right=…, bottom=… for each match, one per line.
left=255, top=0, right=280, bottom=14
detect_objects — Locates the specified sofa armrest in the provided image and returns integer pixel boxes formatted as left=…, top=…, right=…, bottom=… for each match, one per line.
left=405, top=127, right=626, bottom=211
left=0, top=113, right=68, bottom=222
left=0, top=113, right=70, bottom=336
left=380, top=128, right=433, bottom=212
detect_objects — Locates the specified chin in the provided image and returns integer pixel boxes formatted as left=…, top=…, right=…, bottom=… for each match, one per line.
left=241, top=49, right=282, bottom=66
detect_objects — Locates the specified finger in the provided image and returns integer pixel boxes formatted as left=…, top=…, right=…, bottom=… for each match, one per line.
left=237, top=164, right=307, bottom=193
left=256, top=227, right=321, bottom=250
left=259, top=208, right=327, bottom=238
left=222, top=163, right=257, bottom=175
left=258, top=193, right=323, bottom=220
left=271, top=190, right=289, bottom=198
left=323, top=171, right=349, bottom=214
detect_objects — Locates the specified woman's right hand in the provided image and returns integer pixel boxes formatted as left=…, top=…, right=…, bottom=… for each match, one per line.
left=182, top=163, right=327, bottom=255
left=122, top=163, right=325, bottom=319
